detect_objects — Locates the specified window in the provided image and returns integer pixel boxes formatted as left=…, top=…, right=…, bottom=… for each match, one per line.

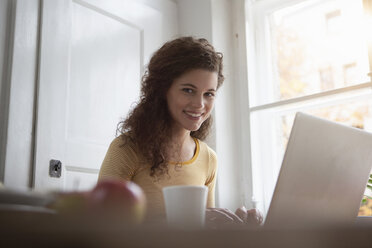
left=246, top=0, right=372, bottom=215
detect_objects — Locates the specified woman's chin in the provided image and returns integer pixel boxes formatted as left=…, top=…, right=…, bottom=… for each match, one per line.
left=180, top=120, right=204, bottom=132
left=187, top=124, right=202, bottom=132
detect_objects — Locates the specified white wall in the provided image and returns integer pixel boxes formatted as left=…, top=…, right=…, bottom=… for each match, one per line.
left=176, top=0, right=213, bottom=41
left=0, top=0, right=13, bottom=183
left=2, top=0, right=40, bottom=189
left=211, top=0, right=240, bottom=211
left=0, top=0, right=9, bottom=102
left=212, top=0, right=253, bottom=211
left=230, top=0, right=253, bottom=210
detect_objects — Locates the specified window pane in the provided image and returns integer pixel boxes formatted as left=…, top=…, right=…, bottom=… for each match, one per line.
left=270, top=0, right=370, bottom=101
left=280, top=99, right=372, bottom=148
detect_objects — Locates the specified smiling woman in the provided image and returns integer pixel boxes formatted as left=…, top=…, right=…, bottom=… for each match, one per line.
left=115, top=37, right=224, bottom=178
left=97, top=37, right=259, bottom=225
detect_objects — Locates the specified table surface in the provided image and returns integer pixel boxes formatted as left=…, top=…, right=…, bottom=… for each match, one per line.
left=2, top=210, right=372, bottom=248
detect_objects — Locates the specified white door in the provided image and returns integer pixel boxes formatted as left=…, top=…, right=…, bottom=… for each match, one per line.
left=34, top=0, right=177, bottom=191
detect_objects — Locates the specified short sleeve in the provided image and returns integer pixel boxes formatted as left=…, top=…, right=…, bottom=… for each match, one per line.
left=98, top=136, right=139, bottom=182
left=205, top=147, right=217, bottom=208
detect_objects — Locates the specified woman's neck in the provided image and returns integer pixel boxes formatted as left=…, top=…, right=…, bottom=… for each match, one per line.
left=170, top=130, right=191, bottom=146
left=168, top=128, right=195, bottom=163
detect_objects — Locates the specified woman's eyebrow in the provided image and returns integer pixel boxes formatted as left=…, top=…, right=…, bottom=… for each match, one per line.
left=180, top=83, right=197, bottom=88
left=180, top=83, right=216, bottom=91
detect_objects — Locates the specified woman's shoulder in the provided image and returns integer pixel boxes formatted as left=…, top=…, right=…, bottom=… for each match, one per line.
left=109, top=133, right=138, bottom=153
left=104, top=133, right=144, bottom=168
left=196, top=139, right=217, bottom=179
left=100, top=134, right=140, bottom=180
left=196, top=139, right=217, bottom=162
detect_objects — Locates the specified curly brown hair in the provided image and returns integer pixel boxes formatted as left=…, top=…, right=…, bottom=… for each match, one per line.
left=118, top=36, right=224, bottom=177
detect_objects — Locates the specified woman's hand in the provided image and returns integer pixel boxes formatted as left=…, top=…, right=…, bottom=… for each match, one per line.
left=205, top=208, right=244, bottom=228
left=205, top=206, right=263, bottom=229
left=235, top=206, right=263, bottom=226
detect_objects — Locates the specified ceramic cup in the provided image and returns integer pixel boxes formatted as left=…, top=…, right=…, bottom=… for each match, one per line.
left=162, top=185, right=208, bottom=228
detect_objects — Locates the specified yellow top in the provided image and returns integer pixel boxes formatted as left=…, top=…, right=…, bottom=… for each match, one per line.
left=98, top=135, right=217, bottom=221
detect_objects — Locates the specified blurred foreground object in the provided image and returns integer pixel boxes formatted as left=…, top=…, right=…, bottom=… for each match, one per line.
left=1, top=210, right=372, bottom=248
left=49, top=179, right=146, bottom=225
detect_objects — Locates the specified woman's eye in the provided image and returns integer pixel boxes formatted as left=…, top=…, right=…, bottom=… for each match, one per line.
left=205, top=92, right=215, bottom=98
left=182, top=88, right=193, bottom=93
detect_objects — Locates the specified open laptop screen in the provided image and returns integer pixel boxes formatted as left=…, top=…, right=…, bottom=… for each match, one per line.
left=264, top=112, right=372, bottom=228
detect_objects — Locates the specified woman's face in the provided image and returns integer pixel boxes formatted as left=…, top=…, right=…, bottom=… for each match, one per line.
left=166, top=69, right=218, bottom=133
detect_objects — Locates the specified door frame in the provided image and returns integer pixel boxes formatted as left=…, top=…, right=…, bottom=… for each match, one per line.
left=1, top=0, right=40, bottom=190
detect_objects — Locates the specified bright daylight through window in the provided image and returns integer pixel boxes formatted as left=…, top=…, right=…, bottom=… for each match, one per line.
left=246, top=0, right=372, bottom=216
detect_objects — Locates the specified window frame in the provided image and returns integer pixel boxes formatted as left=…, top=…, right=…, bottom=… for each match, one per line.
left=245, top=0, right=372, bottom=214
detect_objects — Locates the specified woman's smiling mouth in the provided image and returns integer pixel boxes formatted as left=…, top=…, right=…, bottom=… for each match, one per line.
left=184, top=111, right=204, bottom=119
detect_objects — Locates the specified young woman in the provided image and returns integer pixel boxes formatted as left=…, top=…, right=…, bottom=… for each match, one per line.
left=98, top=37, right=262, bottom=227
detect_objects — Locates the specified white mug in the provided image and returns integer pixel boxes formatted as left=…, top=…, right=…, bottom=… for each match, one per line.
left=162, top=185, right=208, bottom=228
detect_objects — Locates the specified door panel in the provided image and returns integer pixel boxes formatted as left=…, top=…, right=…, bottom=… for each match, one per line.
left=35, top=0, right=177, bottom=191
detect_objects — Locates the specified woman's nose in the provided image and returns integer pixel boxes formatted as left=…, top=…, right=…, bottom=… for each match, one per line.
left=191, top=95, right=204, bottom=108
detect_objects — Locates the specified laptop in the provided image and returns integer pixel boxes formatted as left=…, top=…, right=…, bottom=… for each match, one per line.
left=264, top=112, right=372, bottom=228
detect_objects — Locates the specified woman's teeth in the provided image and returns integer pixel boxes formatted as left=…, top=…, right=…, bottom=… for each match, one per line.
left=185, top=112, right=202, bottom=117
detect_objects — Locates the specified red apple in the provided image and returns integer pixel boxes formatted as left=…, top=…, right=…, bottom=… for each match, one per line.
left=88, top=179, right=146, bottom=224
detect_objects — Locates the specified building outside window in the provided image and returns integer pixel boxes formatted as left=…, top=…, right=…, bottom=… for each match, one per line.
left=246, top=0, right=372, bottom=216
